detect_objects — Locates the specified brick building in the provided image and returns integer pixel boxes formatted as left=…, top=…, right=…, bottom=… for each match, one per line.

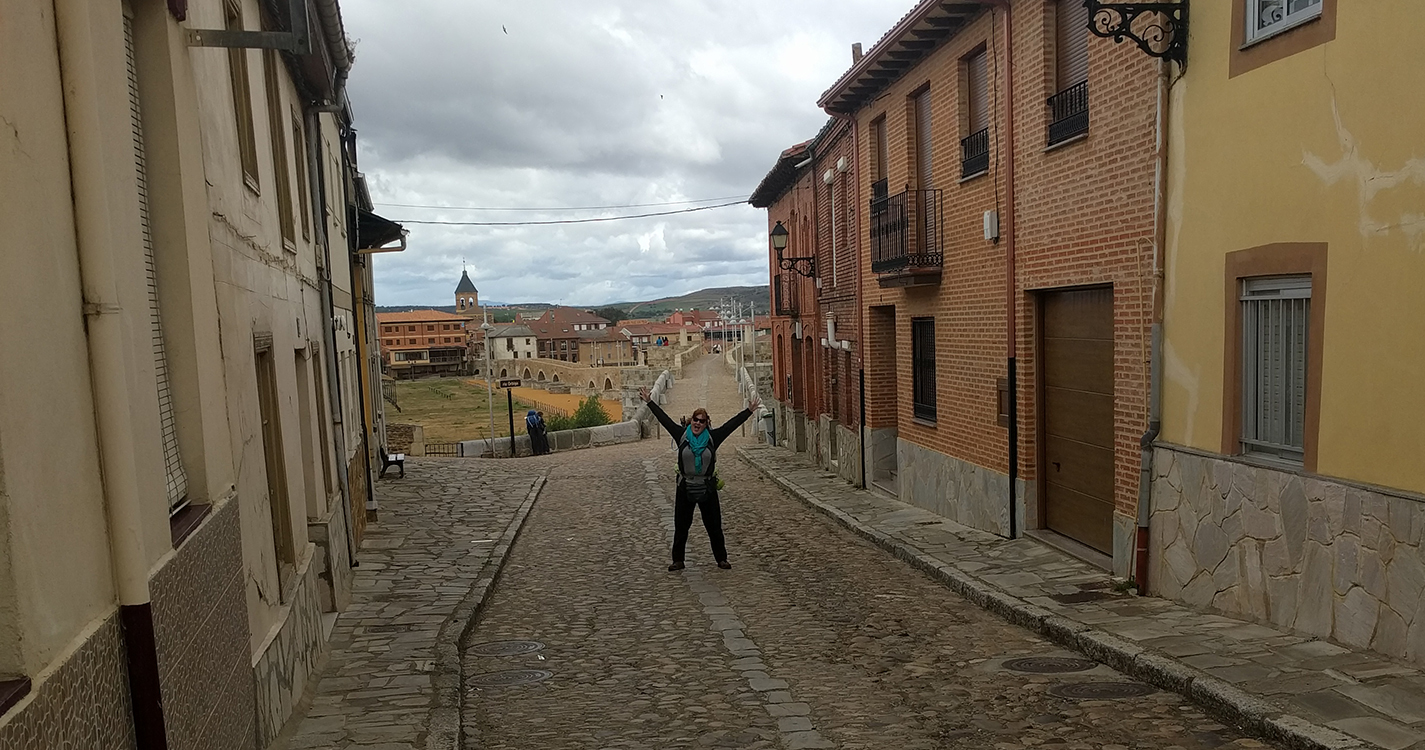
left=377, top=310, right=471, bottom=378
left=757, top=0, right=1160, bottom=576
left=516, top=307, right=611, bottom=362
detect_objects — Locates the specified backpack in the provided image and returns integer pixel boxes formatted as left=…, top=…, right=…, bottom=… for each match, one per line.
left=675, top=435, right=725, bottom=491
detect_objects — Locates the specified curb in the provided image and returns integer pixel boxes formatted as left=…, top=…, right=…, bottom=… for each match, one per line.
left=736, top=447, right=1368, bottom=750
left=426, top=473, right=548, bottom=750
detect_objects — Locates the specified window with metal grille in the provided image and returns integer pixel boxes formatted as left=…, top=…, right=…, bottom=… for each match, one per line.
left=1240, top=275, right=1311, bottom=463
left=1247, top=0, right=1323, bottom=43
left=127, top=9, right=189, bottom=514
left=911, top=318, right=937, bottom=422
left=1048, top=0, right=1090, bottom=146
left=225, top=0, right=259, bottom=190
left=961, top=48, right=989, bottom=177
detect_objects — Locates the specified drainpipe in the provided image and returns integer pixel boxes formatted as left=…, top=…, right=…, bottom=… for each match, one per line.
left=54, top=0, right=167, bottom=745
left=306, top=104, right=357, bottom=568
left=1136, top=58, right=1170, bottom=593
left=827, top=110, right=866, bottom=490
left=339, top=124, right=379, bottom=519
left=987, top=0, right=1019, bottom=539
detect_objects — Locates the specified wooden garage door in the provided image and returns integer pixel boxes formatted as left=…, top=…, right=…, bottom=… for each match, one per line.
left=1041, top=287, right=1115, bottom=554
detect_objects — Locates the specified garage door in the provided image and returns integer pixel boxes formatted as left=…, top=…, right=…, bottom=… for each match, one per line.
left=1041, top=287, right=1115, bottom=554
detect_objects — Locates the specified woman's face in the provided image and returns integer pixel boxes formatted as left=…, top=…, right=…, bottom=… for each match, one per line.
left=690, top=413, right=708, bottom=435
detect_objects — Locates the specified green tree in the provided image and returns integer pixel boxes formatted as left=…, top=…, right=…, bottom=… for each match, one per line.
left=595, top=306, right=630, bottom=324
left=571, top=395, right=612, bottom=428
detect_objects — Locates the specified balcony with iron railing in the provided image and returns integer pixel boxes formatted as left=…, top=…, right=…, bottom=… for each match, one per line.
left=960, top=128, right=989, bottom=178
left=1047, top=80, right=1089, bottom=147
left=869, top=188, right=943, bottom=287
left=774, top=273, right=800, bottom=317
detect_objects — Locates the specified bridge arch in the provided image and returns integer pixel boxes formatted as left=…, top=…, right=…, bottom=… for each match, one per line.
left=604, top=377, right=613, bottom=391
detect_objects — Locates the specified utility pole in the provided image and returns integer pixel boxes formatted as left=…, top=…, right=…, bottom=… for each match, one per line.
left=482, top=310, right=496, bottom=455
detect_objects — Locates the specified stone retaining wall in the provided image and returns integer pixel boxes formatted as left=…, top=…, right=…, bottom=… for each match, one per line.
left=1149, top=445, right=1425, bottom=665
left=460, top=371, right=671, bottom=458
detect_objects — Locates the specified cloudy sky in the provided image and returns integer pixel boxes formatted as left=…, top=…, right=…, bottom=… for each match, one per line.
left=344, top=0, right=907, bottom=307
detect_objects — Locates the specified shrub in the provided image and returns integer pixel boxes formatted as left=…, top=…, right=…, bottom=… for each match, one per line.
left=544, top=413, right=574, bottom=432
left=571, top=395, right=612, bottom=428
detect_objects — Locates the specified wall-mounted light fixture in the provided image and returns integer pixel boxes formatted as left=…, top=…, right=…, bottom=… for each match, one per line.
left=772, top=220, right=816, bottom=278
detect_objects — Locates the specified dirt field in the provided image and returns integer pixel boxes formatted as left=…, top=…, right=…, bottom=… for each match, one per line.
left=388, top=379, right=623, bottom=443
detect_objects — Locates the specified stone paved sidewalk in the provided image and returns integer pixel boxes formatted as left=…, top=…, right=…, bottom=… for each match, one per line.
left=738, top=444, right=1425, bottom=750
left=269, top=459, right=546, bottom=750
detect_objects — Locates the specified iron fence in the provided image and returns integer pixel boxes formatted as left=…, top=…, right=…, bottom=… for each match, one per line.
left=961, top=127, right=989, bottom=177
left=425, top=442, right=459, bottom=457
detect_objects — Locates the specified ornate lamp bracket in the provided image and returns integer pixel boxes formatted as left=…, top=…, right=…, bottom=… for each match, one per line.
left=1085, top=0, right=1188, bottom=65
left=777, top=254, right=817, bottom=278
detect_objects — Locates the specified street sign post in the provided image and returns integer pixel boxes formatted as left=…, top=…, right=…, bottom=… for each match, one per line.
left=498, top=379, right=520, bottom=456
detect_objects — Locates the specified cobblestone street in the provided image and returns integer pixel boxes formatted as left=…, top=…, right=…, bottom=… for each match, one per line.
left=271, top=460, right=545, bottom=750
left=460, top=356, right=1267, bottom=749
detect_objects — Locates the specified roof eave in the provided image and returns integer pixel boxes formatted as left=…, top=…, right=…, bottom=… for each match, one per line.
left=817, top=0, right=988, bottom=116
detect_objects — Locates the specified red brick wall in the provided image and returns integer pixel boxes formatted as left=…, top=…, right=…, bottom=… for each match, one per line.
left=847, top=2, right=1157, bottom=518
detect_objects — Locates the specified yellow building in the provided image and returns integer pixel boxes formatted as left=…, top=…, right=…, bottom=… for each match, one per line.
left=1149, top=0, right=1425, bottom=667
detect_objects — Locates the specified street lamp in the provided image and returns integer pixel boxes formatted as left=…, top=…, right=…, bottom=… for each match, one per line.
left=770, top=221, right=789, bottom=253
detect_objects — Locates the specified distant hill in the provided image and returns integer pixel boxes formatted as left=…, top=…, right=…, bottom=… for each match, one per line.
left=611, top=285, right=770, bottom=318
left=376, top=285, right=770, bottom=322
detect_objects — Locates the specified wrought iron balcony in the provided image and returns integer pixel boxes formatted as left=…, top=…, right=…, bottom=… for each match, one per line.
left=870, top=188, right=943, bottom=287
left=961, top=128, right=989, bottom=178
left=1047, top=80, right=1089, bottom=146
left=774, top=273, right=800, bottom=317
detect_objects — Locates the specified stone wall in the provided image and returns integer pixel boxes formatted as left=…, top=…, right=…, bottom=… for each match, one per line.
left=150, top=498, right=255, bottom=750
left=898, top=439, right=1013, bottom=538
left=1149, top=446, right=1425, bottom=665
left=251, top=547, right=326, bottom=748
left=0, top=614, right=135, bottom=749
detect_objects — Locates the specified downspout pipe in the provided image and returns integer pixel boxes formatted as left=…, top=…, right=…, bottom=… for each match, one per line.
left=987, top=0, right=1018, bottom=539
left=339, top=123, right=379, bottom=518
left=1136, top=58, right=1170, bottom=592
left=54, top=0, right=167, bottom=745
left=306, top=104, right=357, bottom=568
left=827, top=110, right=867, bottom=490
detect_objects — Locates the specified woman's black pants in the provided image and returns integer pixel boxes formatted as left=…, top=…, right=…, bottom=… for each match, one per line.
left=672, top=483, right=726, bottom=563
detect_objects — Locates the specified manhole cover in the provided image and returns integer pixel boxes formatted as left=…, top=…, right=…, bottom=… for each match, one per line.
left=1047, top=682, right=1156, bottom=700
left=1003, top=656, right=1097, bottom=674
left=468, top=669, right=552, bottom=687
left=470, top=640, right=545, bottom=657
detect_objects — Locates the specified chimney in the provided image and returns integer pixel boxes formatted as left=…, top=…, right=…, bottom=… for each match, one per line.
left=852, top=42, right=863, bottom=63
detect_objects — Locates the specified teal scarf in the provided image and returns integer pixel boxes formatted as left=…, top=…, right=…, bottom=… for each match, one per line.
left=683, top=424, right=712, bottom=473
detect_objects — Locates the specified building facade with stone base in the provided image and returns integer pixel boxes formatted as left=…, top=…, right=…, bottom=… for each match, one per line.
left=1151, top=0, right=1425, bottom=666
left=0, top=0, right=381, bottom=745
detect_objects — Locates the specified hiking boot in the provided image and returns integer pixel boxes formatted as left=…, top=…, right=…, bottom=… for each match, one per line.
left=668, top=561, right=685, bottom=571
left=716, top=560, right=732, bottom=570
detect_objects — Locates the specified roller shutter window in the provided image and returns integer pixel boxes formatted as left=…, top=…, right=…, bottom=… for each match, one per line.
left=1057, top=0, right=1090, bottom=92
left=967, top=50, right=989, bottom=134
left=1240, top=276, right=1311, bottom=462
left=914, top=88, right=933, bottom=190
left=127, top=9, right=190, bottom=513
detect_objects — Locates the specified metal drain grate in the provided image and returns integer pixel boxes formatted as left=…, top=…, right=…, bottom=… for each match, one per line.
left=1003, top=656, right=1097, bottom=674
left=470, top=640, right=545, bottom=657
left=1047, top=681, right=1156, bottom=700
left=468, top=669, right=552, bottom=687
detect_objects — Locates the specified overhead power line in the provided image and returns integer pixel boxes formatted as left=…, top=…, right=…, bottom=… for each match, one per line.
left=374, top=195, right=749, bottom=211
left=393, top=200, right=748, bottom=227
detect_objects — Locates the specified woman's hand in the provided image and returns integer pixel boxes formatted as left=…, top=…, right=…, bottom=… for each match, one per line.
left=638, top=387, right=651, bottom=403
left=747, top=395, right=761, bottom=412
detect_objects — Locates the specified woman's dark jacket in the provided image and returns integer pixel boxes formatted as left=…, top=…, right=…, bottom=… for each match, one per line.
left=646, top=399, right=752, bottom=501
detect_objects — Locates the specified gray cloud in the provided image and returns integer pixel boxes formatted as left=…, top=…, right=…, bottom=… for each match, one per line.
left=346, top=0, right=908, bottom=306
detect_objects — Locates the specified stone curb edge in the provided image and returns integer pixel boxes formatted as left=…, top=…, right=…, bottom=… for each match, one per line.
left=426, top=473, right=548, bottom=750
left=735, top=447, right=1368, bottom=750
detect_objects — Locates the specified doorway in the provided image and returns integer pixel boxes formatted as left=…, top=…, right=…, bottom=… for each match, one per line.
left=1038, top=287, right=1115, bottom=554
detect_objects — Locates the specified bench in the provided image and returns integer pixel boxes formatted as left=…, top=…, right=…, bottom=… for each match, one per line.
left=379, top=446, right=405, bottom=478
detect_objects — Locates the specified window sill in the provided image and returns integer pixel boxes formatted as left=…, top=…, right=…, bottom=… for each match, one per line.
left=958, top=169, right=988, bottom=184
left=0, top=678, right=31, bottom=718
left=1044, top=132, right=1088, bottom=153
left=169, top=503, right=213, bottom=548
left=911, top=416, right=938, bottom=428
left=243, top=173, right=261, bottom=195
